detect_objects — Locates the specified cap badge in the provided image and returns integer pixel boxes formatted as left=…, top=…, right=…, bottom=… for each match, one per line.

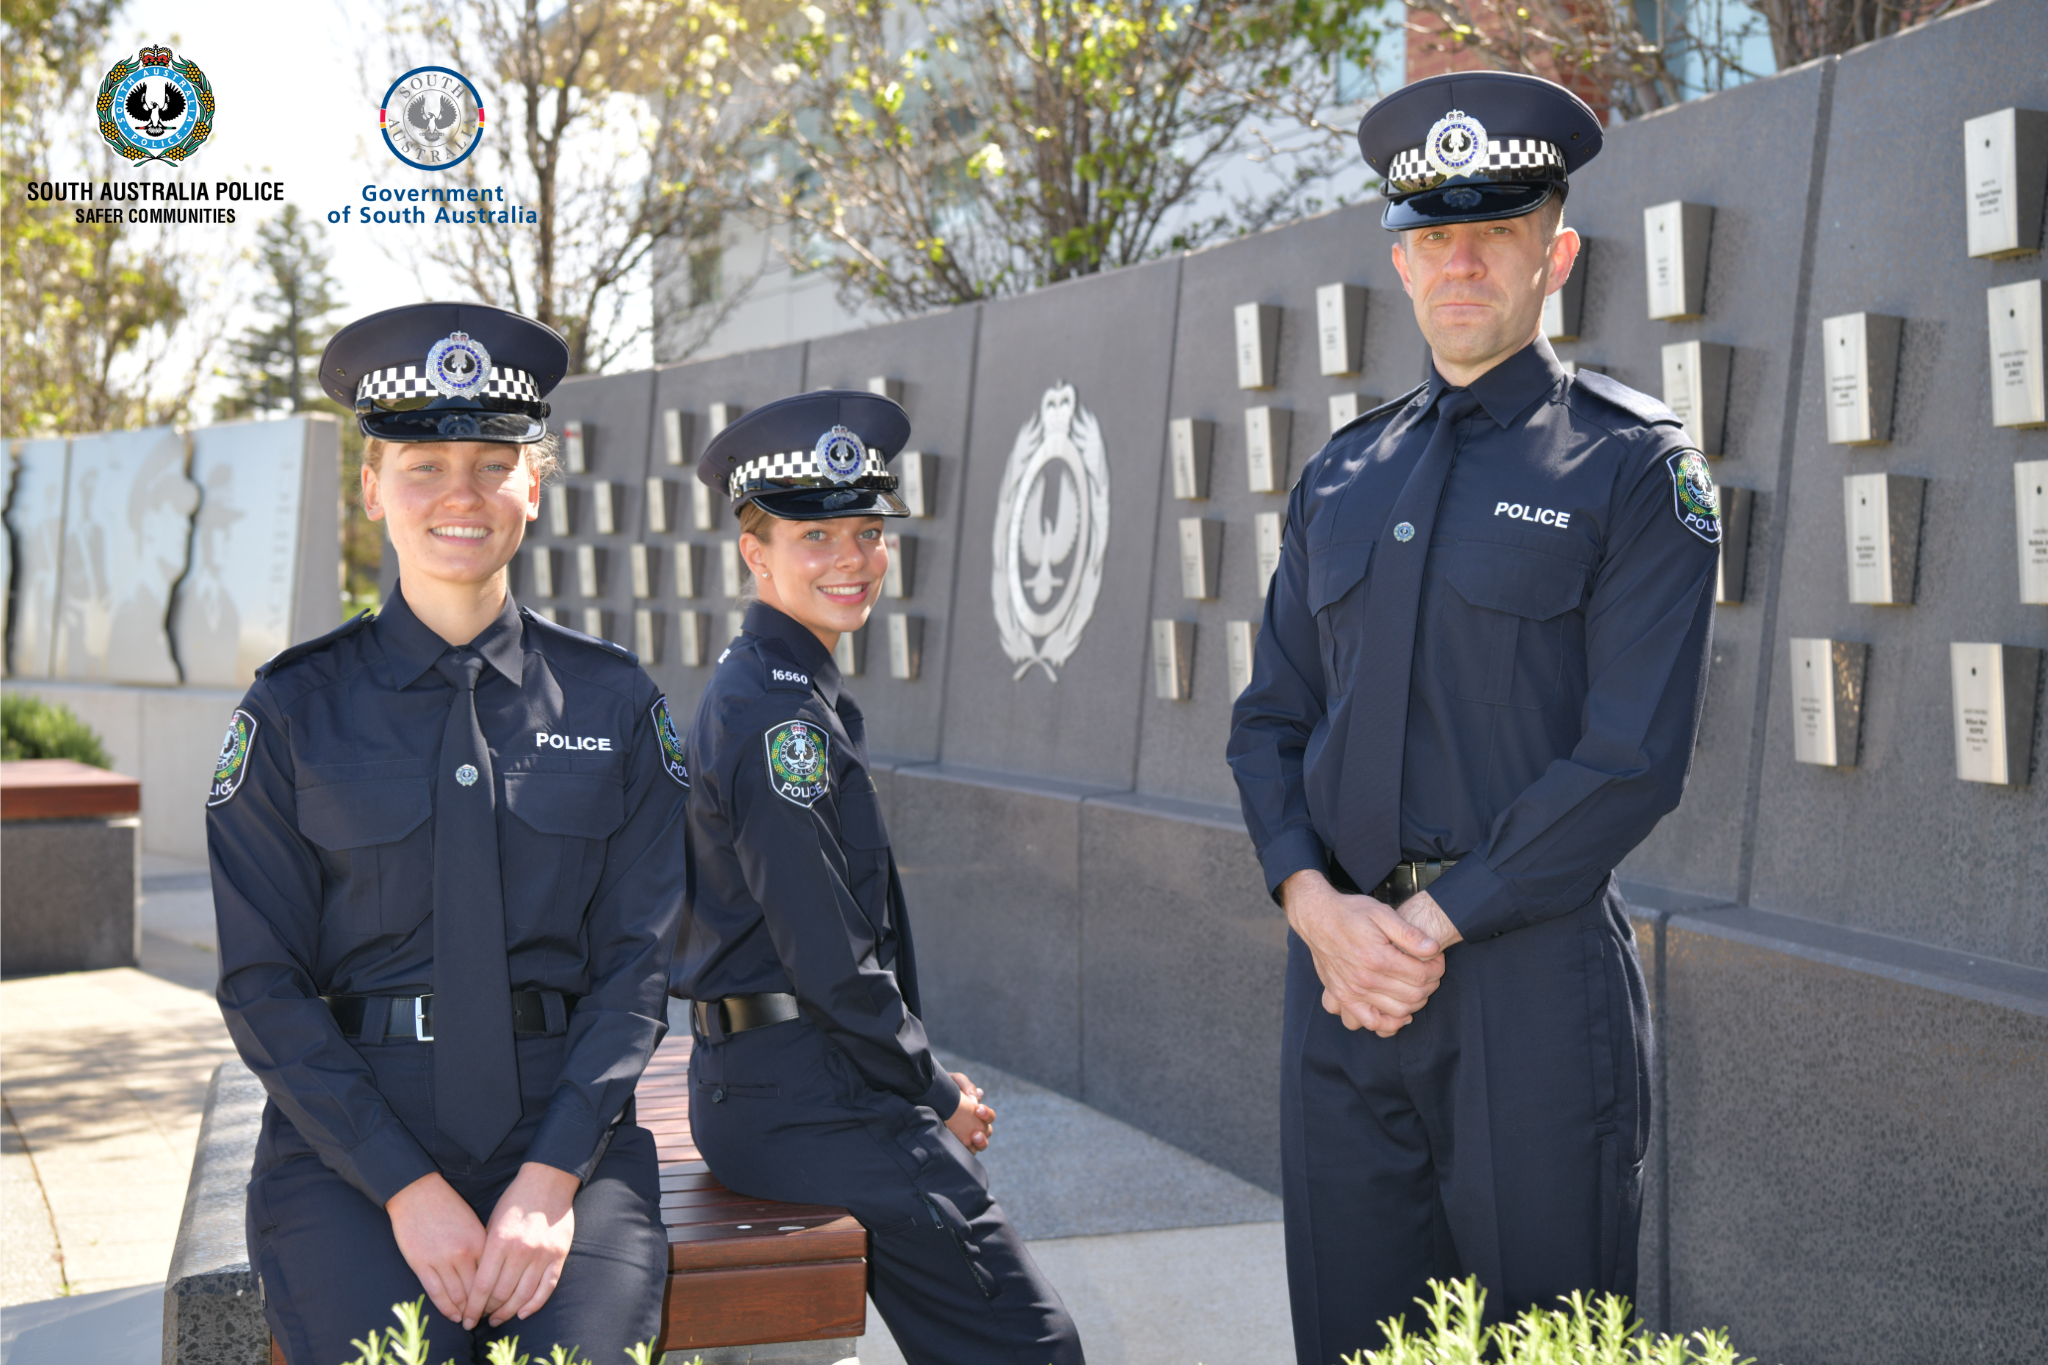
left=1424, top=109, right=1488, bottom=179
left=425, top=330, right=492, bottom=399
left=814, top=424, right=867, bottom=483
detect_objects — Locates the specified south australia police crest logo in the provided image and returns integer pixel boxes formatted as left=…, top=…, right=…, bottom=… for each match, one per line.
left=651, top=697, right=689, bottom=788
left=765, top=720, right=830, bottom=808
left=96, top=45, right=214, bottom=164
left=381, top=66, right=485, bottom=170
left=206, top=709, right=258, bottom=807
left=1668, top=449, right=1722, bottom=543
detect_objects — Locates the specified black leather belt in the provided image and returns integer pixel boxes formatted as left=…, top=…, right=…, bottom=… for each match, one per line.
left=325, top=990, right=581, bottom=1043
left=1373, top=859, right=1458, bottom=905
left=693, top=992, right=800, bottom=1039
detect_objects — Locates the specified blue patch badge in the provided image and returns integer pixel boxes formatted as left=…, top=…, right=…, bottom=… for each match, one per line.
left=1667, top=449, right=1722, bottom=544
left=765, top=720, right=830, bottom=808
left=207, top=709, right=258, bottom=807
left=651, top=696, right=689, bottom=788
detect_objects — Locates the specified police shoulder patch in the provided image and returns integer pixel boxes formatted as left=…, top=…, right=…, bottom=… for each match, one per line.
left=1666, top=448, right=1722, bottom=544
left=764, top=719, right=830, bottom=808
left=208, top=709, right=259, bottom=807
left=651, top=696, right=688, bottom=788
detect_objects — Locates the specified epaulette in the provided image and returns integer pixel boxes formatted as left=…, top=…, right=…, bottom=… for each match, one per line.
left=1330, top=382, right=1430, bottom=443
left=1570, top=369, right=1684, bottom=430
left=756, top=636, right=816, bottom=693
left=255, top=610, right=376, bottom=679
left=520, top=605, right=639, bottom=665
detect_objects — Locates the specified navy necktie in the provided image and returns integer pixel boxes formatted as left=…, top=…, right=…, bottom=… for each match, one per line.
left=1333, top=388, right=1480, bottom=892
left=431, top=652, right=521, bottom=1161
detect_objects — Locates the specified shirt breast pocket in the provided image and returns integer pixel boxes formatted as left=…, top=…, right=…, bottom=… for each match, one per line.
left=834, top=777, right=892, bottom=938
left=1433, top=540, right=1592, bottom=708
left=1307, top=537, right=1375, bottom=692
left=503, top=773, right=627, bottom=932
left=294, top=777, right=433, bottom=935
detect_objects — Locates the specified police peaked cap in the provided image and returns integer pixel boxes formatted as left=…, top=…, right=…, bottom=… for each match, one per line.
left=698, top=390, right=913, bottom=520
left=320, top=301, right=570, bottom=445
left=1357, top=71, right=1603, bottom=230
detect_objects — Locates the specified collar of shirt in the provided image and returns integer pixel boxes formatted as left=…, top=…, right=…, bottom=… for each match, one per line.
left=1425, top=336, right=1568, bottom=430
left=742, top=601, right=841, bottom=707
left=375, top=583, right=527, bottom=690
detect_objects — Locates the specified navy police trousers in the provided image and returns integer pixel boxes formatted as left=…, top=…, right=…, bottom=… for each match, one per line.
left=689, top=1015, right=1084, bottom=1365
left=246, top=1036, right=668, bottom=1365
left=1281, top=883, right=1651, bottom=1364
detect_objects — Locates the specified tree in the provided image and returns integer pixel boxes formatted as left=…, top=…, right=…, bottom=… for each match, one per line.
left=746, top=0, right=1399, bottom=315
left=1746, top=0, right=1958, bottom=69
left=368, top=0, right=770, bottom=373
left=1, top=0, right=221, bottom=437
left=216, top=205, right=345, bottom=418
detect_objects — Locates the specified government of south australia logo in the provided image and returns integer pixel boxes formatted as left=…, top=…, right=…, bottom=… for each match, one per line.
left=381, top=66, right=485, bottom=170
left=765, top=720, right=830, bottom=808
left=96, top=45, right=213, bottom=164
left=991, top=382, right=1110, bottom=682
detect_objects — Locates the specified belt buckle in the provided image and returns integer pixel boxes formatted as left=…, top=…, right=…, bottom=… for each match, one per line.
left=414, top=996, right=433, bottom=1043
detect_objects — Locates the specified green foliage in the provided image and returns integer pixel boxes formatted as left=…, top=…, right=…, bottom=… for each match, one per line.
left=1344, top=1278, right=1756, bottom=1365
left=1, top=0, right=216, bottom=438
left=748, top=0, right=1401, bottom=315
left=337, top=1300, right=679, bottom=1365
left=1, top=693, right=113, bottom=767
left=213, top=204, right=345, bottom=421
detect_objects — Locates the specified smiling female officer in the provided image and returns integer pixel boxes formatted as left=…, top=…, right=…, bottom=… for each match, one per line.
left=674, top=391, right=1084, bottom=1365
left=207, top=303, right=688, bottom=1365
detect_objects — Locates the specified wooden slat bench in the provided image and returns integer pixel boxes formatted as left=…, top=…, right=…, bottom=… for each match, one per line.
left=269, top=1033, right=867, bottom=1364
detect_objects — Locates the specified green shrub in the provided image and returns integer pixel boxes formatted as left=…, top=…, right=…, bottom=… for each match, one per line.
left=339, top=1300, right=678, bottom=1365
left=1343, top=1278, right=1757, bottom=1365
left=0, top=693, right=111, bottom=767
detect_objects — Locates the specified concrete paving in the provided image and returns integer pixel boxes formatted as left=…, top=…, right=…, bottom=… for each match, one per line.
left=1, top=857, right=1295, bottom=1365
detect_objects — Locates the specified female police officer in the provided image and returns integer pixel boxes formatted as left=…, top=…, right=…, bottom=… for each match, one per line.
left=208, top=303, right=687, bottom=1365
left=674, top=391, right=1084, bottom=1365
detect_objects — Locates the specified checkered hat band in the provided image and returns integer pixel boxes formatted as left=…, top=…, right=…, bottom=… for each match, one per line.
left=355, top=365, right=543, bottom=404
left=1386, top=138, right=1564, bottom=193
left=728, top=446, right=892, bottom=499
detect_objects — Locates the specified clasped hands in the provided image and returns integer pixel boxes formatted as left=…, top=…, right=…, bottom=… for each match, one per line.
left=387, top=1160, right=580, bottom=1331
left=1282, top=868, right=1463, bottom=1038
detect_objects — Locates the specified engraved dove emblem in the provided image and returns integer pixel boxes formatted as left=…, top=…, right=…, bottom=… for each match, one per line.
left=1019, top=467, right=1079, bottom=606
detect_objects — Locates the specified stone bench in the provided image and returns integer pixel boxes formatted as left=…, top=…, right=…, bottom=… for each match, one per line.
left=167, top=1039, right=867, bottom=1365
left=0, top=758, right=141, bottom=976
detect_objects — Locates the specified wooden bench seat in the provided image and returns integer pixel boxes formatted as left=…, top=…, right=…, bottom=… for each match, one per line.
left=270, top=1033, right=867, bottom=1364
left=641, top=1034, right=869, bottom=1351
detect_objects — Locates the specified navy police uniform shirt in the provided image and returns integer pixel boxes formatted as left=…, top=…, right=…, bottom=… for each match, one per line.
left=207, top=587, right=689, bottom=1205
left=1227, top=338, right=1718, bottom=941
left=672, top=601, right=961, bottom=1120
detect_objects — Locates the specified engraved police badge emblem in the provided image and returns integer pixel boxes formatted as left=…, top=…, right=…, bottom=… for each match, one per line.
left=207, top=709, right=258, bottom=807
left=425, top=331, right=492, bottom=399
left=765, top=720, right=830, bottom=808
left=651, top=697, right=689, bottom=788
left=1668, top=449, right=1722, bottom=543
left=380, top=66, right=485, bottom=171
left=991, top=382, right=1111, bottom=682
left=96, top=45, right=214, bottom=165
left=1424, top=110, right=1487, bottom=180
left=815, top=425, right=866, bottom=482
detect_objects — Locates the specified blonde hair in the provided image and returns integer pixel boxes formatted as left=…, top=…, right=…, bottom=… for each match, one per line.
left=734, top=500, right=779, bottom=602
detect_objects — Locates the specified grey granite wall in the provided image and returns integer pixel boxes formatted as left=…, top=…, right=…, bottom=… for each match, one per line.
left=357, top=2, right=2048, bottom=1356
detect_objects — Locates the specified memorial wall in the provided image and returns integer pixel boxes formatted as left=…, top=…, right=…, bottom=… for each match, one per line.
left=469, top=4, right=2044, bottom=1357
left=2, top=416, right=342, bottom=857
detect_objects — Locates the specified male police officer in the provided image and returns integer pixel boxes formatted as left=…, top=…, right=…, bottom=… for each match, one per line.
left=1226, top=72, right=1720, bottom=1361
